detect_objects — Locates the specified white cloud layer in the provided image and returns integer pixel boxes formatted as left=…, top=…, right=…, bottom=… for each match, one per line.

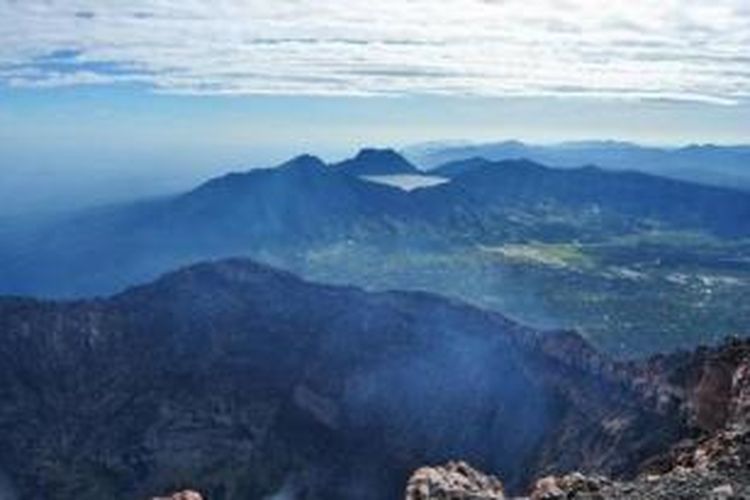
left=1, top=0, right=748, bottom=103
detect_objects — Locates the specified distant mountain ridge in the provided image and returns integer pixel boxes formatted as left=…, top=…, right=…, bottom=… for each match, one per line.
left=404, top=140, right=750, bottom=190
left=333, top=147, right=420, bottom=176
left=2, top=148, right=750, bottom=298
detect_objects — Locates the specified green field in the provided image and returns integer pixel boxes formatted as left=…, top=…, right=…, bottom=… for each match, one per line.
left=262, top=231, right=750, bottom=358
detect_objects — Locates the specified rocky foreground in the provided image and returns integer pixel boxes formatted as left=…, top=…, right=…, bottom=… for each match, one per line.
left=153, top=336, right=750, bottom=499
left=3, top=258, right=750, bottom=499
left=2, top=258, right=702, bottom=499
left=406, top=339, right=750, bottom=499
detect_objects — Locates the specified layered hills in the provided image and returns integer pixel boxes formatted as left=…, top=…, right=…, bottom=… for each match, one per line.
left=404, top=140, right=750, bottom=190
left=2, top=149, right=749, bottom=356
left=3, top=149, right=749, bottom=296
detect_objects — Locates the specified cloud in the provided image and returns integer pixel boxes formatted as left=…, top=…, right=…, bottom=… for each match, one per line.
left=0, top=0, right=748, bottom=103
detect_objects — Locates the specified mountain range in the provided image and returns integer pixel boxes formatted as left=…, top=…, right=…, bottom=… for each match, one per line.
left=403, top=140, right=750, bottom=190
left=2, top=148, right=749, bottom=299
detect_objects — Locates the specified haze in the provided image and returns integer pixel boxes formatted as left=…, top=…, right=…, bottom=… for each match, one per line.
left=1, top=0, right=749, bottom=216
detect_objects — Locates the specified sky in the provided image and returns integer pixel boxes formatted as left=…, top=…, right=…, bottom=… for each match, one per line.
left=1, top=0, right=749, bottom=215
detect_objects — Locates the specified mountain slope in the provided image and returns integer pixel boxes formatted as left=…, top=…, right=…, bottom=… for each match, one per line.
left=407, top=338, right=750, bottom=499
left=0, top=259, right=688, bottom=500
left=420, top=160, right=750, bottom=238
left=0, top=153, right=418, bottom=296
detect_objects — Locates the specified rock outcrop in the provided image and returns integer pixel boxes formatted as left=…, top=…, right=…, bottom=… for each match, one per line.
left=405, top=461, right=505, bottom=500
left=408, top=338, right=750, bottom=499
left=529, top=472, right=610, bottom=499
left=152, top=491, right=203, bottom=500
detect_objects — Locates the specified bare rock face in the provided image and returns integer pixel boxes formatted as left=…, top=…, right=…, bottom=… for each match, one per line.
left=405, top=461, right=505, bottom=500
left=152, top=491, right=203, bottom=500
left=540, top=343, right=750, bottom=498
left=412, top=339, right=750, bottom=500
left=529, top=476, right=566, bottom=500
left=529, top=473, right=609, bottom=500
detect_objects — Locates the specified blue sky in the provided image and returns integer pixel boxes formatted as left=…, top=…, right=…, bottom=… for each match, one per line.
left=1, top=0, right=749, bottom=214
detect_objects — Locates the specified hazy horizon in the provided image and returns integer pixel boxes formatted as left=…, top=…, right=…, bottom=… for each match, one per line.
left=2, top=1, right=749, bottom=216
left=3, top=133, right=750, bottom=218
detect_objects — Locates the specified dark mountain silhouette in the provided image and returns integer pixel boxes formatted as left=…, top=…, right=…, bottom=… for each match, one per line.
left=173, top=152, right=411, bottom=245
left=333, top=148, right=420, bottom=176
left=423, top=160, right=750, bottom=238
left=431, top=156, right=495, bottom=177
left=2, top=150, right=750, bottom=297
left=0, top=259, right=689, bottom=500
left=0, top=152, right=415, bottom=296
